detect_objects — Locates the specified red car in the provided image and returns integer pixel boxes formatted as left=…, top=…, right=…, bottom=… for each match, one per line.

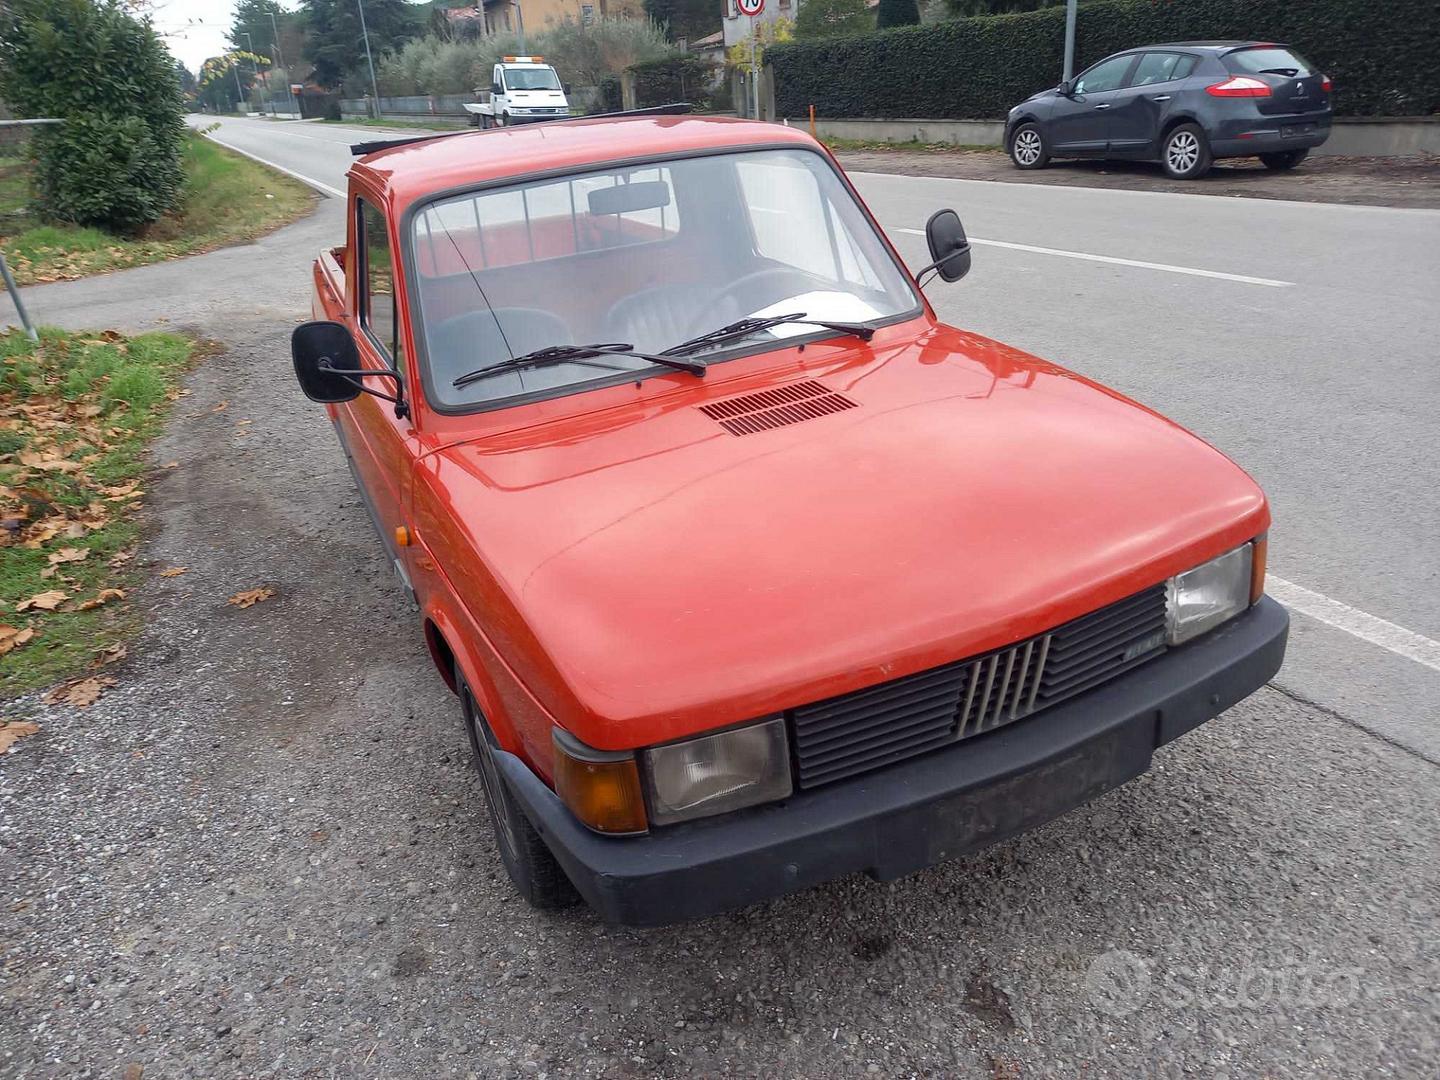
left=292, top=114, right=1287, bottom=925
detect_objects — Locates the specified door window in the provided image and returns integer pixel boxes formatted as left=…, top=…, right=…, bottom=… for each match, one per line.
left=1074, top=55, right=1135, bottom=94
left=1131, top=52, right=1191, bottom=87
left=359, top=199, right=403, bottom=369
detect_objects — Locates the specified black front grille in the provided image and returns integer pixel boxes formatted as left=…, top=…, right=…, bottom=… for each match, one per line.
left=791, top=583, right=1168, bottom=789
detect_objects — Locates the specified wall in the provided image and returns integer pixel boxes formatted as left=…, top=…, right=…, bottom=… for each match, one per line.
left=804, top=115, right=1440, bottom=158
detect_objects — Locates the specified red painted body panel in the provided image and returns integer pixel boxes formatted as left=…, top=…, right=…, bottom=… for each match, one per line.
left=322, top=116, right=1270, bottom=779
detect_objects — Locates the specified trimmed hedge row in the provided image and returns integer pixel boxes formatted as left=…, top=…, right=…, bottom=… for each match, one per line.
left=770, top=0, right=1440, bottom=120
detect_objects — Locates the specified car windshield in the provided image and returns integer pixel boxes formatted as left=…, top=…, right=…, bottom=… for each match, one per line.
left=505, top=68, right=561, bottom=90
left=409, top=148, right=920, bottom=408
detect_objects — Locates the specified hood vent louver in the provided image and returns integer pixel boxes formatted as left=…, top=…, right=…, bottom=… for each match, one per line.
left=698, top=380, right=857, bottom=437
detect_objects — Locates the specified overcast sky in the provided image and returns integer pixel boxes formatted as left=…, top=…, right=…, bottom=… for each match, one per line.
left=150, top=0, right=266, bottom=75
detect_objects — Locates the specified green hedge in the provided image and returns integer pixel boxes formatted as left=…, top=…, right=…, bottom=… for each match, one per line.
left=0, top=0, right=186, bottom=234
left=630, top=54, right=720, bottom=110
left=770, top=0, right=1440, bottom=119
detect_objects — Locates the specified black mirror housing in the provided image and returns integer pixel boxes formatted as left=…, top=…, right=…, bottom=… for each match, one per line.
left=292, top=321, right=362, bottom=403
left=1058, top=79, right=1073, bottom=97
left=563, top=82, right=572, bottom=94
left=924, top=208, right=972, bottom=283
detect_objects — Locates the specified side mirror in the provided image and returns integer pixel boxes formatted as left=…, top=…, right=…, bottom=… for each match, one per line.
left=563, top=82, right=572, bottom=95
left=492, top=82, right=502, bottom=95
left=923, top=209, right=972, bottom=284
left=1058, top=79, right=1074, bottom=97
left=292, top=321, right=361, bottom=403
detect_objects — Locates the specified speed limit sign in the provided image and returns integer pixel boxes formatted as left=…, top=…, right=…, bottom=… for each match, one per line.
left=737, top=0, right=764, bottom=16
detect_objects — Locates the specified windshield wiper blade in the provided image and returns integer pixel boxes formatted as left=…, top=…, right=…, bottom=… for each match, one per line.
left=452, top=342, right=705, bottom=388
left=663, top=312, right=876, bottom=357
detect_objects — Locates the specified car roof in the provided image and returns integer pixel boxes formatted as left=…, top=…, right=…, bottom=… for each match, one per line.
left=1145, top=41, right=1280, bottom=51
left=350, top=115, right=817, bottom=213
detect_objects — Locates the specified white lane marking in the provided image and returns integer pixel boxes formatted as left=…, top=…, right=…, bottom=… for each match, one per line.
left=1267, top=575, right=1440, bottom=674
left=199, top=133, right=346, bottom=198
left=854, top=170, right=1440, bottom=217
left=895, top=227, right=1293, bottom=287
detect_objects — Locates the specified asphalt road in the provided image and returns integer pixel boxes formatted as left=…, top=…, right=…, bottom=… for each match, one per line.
left=1, top=116, right=1436, bottom=1078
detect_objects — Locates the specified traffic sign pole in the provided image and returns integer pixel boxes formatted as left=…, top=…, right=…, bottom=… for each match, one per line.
left=736, top=0, right=766, bottom=120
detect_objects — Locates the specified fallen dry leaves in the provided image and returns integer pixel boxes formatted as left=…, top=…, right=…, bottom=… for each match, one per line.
left=17, top=590, right=68, bottom=612
left=48, top=546, right=90, bottom=566
left=0, top=720, right=42, bottom=754
left=75, top=588, right=126, bottom=611
left=92, top=642, right=127, bottom=668
left=158, top=566, right=188, bottom=577
left=44, top=675, right=116, bottom=708
left=0, top=626, right=37, bottom=657
left=228, top=587, right=275, bottom=608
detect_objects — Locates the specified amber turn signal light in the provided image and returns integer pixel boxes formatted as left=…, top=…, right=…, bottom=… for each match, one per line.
left=552, top=729, right=648, bottom=835
left=1250, top=534, right=1268, bottom=605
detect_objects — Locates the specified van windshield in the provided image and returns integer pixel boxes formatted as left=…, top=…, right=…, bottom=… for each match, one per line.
left=409, top=148, right=920, bottom=409
left=504, top=68, right=561, bottom=90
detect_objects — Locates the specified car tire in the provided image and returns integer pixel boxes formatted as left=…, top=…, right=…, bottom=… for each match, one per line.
left=1259, top=149, right=1309, bottom=171
left=499, top=112, right=509, bottom=128
left=459, top=679, right=579, bottom=911
left=1161, top=123, right=1212, bottom=180
left=479, top=114, right=492, bottom=129
left=1009, top=123, right=1049, bottom=170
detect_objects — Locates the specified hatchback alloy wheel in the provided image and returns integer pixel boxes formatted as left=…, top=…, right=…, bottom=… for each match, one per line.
left=1009, top=123, right=1049, bottom=170
left=1161, top=124, right=1212, bottom=180
left=1014, top=129, right=1042, bottom=165
left=1167, top=131, right=1199, bottom=172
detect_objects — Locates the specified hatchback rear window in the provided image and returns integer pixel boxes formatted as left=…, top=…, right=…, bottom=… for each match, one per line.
left=1225, top=47, right=1313, bottom=77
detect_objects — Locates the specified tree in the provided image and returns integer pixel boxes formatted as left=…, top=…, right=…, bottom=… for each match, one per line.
left=642, top=0, right=720, bottom=44
left=299, top=0, right=421, bottom=89
left=230, top=0, right=305, bottom=77
left=875, top=0, right=920, bottom=29
left=176, top=61, right=198, bottom=97
left=0, top=0, right=186, bottom=234
left=795, top=0, right=873, bottom=39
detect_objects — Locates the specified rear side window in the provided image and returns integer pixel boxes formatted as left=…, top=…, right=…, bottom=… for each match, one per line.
left=1225, top=47, right=1313, bottom=77
left=1131, top=52, right=1198, bottom=86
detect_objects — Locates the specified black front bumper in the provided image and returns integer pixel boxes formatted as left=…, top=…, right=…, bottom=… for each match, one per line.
left=496, top=597, right=1289, bottom=927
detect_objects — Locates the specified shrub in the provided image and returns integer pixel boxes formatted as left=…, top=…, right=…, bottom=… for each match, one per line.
left=0, top=0, right=186, bottom=234
left=875, top=0, right=921, bottom=30
left=795, top=0, right=875, bottom=39
left=770, top=0, right=1440, bottom=119
left=630, top=54, right=719, bottom=108
left=374, top=18, right=675, bottom=97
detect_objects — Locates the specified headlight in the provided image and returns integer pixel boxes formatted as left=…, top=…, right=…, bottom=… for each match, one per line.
left=1166, top=543, right=1254, bottom=645
left=642, top=717, right=792, bottom=826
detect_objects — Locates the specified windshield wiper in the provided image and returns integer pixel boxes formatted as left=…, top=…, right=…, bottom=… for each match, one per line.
left=1258, top=67, right=1299, bottom=77
left=663, top=312, right=876, bottom=358
left=452, top=342, right=705, bottom=388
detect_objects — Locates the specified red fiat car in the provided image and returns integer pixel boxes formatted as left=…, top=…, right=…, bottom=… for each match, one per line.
left=292, top=114, right=1287, bottom=925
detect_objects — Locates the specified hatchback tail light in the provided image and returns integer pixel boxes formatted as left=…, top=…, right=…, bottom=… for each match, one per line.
left=1206, top=76, right=1272, bottom=98
left=1321, top=75, right=1333, bottom=93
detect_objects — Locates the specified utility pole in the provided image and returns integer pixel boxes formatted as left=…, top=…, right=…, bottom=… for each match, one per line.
left=231, top=55, right=245, bottom=113
left=516, top=3, right=527, bottom=55
left=243, top=32, right=259, bottom=110
left=269, top=9, right=298, bottom=117
left=1062, top=0, right=1078, bottom=82
left=356, top=0, right=381, bottom=119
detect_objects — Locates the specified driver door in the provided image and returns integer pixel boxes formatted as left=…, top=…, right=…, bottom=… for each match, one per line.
left=1048, top=54, right=1139, bottom=152
left=338, top=196, right=420, bottom=599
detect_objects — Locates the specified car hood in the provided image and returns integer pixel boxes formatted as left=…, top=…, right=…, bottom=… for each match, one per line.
left=424, top=325, right=1268, bottom=749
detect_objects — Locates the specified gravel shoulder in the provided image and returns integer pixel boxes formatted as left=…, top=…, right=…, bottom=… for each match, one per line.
left=2, top=205, right=1437, bottom=1079
left=832, top=149, right=1440, bottom=210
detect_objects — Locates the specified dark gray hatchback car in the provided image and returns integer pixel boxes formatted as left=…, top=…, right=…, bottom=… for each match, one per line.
left=1006, top=41, right=1332, bottom=179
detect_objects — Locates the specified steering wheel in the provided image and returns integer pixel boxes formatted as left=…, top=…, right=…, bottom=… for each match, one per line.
left=690, top=267, right=811, bottom=337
